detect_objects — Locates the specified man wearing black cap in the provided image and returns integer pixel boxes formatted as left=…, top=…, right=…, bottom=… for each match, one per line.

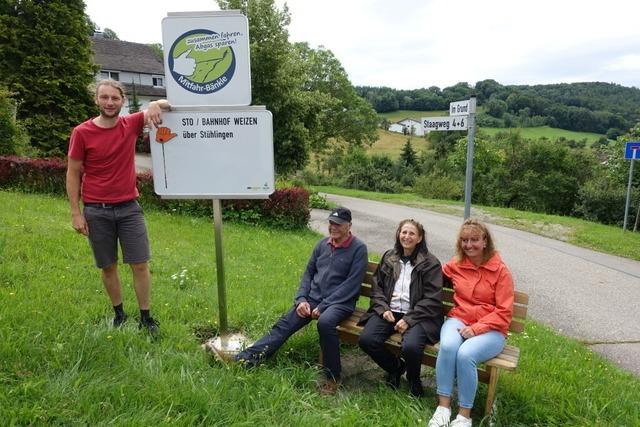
left=235, top=206, right=368, bottom=395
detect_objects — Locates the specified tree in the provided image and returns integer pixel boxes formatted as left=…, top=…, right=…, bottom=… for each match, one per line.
left=0, top=85, right=29, bottom=155
left=128, top=81, right=142, bottom=113
left=102, top=27, right=119, bottom=40
left=294, top=42, right=378, bottom=151
left=0, top=0, right=97, bottom=155
left=148, top=43, right=164, bottom=61
left=399, top=138, right=417, bottom=168
left=485, top=97, right=507, bottom=117
left=217, top=0, right=377, bottom=174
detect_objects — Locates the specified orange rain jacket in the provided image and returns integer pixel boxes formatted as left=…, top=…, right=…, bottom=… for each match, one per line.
left=442, top=252, right=514, bottom=337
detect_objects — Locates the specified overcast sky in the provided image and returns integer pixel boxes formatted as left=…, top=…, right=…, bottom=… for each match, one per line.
left=84, top=0, right=640, bottom=90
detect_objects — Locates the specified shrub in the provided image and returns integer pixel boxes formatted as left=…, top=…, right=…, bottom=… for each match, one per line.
left=573, top=179, right=636, bottom=225
left=0, top=87, right=31, bottom=156
left=414, top=173, right=463, bottom=200
left=137, top=174, right=309, bottom=229
left=0, top=156, right=66, bottom=194
left=136, top=132, right=151, bottom=153
left=1, top=156, right=310, bottom=229
left=309, top=192, right=329, bottom=209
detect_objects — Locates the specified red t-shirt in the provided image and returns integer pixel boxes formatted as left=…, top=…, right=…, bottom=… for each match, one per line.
left=68, top=112, right=144, bottom=203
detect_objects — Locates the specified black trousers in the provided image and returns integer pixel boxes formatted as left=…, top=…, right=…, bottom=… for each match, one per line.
left=235, top=301, right=353, bottom=380
left=358, top=312, right=431, bottom=382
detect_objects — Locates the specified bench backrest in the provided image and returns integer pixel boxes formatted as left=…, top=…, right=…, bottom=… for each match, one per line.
left=362, top=261, right=528, bottom=333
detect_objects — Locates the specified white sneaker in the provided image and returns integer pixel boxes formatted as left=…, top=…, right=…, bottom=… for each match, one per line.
left=450, top=414, right=472, bottom=427
left=427, top=406, right=451, bottom=427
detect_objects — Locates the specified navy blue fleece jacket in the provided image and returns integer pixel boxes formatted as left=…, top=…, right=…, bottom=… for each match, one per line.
left=294, top=236, right=368, bottom=312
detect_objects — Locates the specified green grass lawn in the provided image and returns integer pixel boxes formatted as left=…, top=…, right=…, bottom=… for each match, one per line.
left=481, top=126, right=604, bottom=143
left=1, top=191, right=639, bottom=425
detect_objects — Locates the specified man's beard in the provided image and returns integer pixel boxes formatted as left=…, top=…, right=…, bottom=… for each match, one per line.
left=99, top=106, right=122, bottom=118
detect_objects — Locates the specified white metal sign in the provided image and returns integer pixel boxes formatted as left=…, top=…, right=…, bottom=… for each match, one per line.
left=422, top=116, right=468, bottom=132
left=449, top=100, right=471, bottom=116
left=162, top=11, right=251, bottom=106
left=149, top=108, right=274, bottom=199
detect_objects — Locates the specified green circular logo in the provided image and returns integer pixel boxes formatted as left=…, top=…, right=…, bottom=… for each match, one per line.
left=168, top=29, right=236, bottom=94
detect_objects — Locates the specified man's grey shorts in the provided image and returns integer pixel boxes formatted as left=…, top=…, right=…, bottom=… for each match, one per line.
left=83, top=200, right=150, bottom=269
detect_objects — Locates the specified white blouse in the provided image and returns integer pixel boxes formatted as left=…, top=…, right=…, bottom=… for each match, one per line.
left=389, top=259, right=413, bottom=313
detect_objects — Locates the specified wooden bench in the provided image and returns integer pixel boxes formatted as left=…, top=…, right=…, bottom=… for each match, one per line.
left=337, top=261, right=529, bottom=416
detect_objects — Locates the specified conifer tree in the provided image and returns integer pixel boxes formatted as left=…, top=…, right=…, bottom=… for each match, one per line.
left=0, top=0, right=97, bottom=155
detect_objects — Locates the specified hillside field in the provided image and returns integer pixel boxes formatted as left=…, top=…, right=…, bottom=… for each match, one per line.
left=367, top=130, right=431, bottom=158
left=371, top=111, right=606, bottom=158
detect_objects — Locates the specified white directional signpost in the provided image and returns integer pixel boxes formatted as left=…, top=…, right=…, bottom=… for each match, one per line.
left=423, top=96, right=477, bottom=218
left=623, top=141, right=640, bottom=231
left=153, top=10, right=272, bottom=358
left=150, top=107, right=274, bottom=198
left=422, top=116, right=468, bottom=132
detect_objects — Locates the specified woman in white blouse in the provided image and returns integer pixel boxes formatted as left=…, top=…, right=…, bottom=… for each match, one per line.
left=358, top=219, right=444, bottom=397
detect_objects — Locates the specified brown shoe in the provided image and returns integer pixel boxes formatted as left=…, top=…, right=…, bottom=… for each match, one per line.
left=318, top=378, right=340, bottom=395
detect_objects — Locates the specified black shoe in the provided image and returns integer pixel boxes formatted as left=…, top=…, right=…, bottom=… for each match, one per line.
left=386, top=360, right=406, bottom=389
left=409, top=379, right=424, bottom=397
left=234, top=353, right=259, bottom=368
left=113, top=313, right=128, bottom=328
left=139, top=316, right=160, bottom=338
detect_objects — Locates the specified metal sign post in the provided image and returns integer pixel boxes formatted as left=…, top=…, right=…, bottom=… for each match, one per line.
left=212, top=199, right=228, bottom=333
left=422, top=96, right=477, bottom=219
left=153, top=10, right=274, bottom=360
left=463, top=96, right=477, bottom=219
left=623, top=144, right=638, bottom=231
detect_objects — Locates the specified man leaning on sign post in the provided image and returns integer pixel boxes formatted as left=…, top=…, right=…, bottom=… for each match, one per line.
left=66, top=79, right=170, bottom=338
left=234, top=207, right=368, bottom=395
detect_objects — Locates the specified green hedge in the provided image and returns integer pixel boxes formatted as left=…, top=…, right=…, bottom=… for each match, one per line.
left=0, top=156, right=310, bottom=229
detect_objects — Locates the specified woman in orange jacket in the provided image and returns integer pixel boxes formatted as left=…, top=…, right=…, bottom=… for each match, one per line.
left=428, top=218, right=514, bottom=427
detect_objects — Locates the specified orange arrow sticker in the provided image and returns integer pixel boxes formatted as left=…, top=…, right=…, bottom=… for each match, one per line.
left=155, top=127, right=177, bottom=143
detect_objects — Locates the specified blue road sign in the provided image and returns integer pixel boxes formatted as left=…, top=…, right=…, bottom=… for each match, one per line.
left=625, top=141, right=640, bottom=160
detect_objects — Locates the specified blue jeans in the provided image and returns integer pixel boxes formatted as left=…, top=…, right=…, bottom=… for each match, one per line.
left=235, top=301, right=353, bottom=380
left=435, top=318, right=505, bottom=408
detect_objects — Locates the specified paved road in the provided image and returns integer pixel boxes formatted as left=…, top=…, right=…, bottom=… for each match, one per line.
left=310, top=194, right=640, bottom=376
left=135, top=153, right=152, bottom=173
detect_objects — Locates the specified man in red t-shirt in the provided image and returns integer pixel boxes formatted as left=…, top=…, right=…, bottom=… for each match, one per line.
left=66, top=79, right=170, bottom=337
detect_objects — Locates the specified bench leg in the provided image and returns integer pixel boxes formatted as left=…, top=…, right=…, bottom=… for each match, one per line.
left=484, top=367, right=500, bottom=417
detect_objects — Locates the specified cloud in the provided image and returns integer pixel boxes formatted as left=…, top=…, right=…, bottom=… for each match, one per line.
left=85, top=0, right=640, bottom=89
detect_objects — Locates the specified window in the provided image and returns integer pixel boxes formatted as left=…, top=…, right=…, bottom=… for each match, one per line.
left=152, top=76, right=164, bottom=87
left=100, top=71, right=120, bottom=81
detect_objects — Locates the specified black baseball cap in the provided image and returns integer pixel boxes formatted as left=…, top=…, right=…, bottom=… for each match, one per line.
left=327, top=207, right=352, bottom=224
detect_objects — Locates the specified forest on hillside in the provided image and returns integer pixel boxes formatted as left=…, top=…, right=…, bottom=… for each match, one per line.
left=356, top=81, right=640, bottom=139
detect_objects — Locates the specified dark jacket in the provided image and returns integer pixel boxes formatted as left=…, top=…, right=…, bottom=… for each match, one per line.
left=358, top=248, right=444, bottom=340
left=294, top=235, right=368, bottom=312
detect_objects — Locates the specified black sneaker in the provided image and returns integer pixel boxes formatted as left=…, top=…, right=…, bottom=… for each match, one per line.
left=113, top=313, right=128, bottom=328
left=139, top=316, right=160, bottom=338
left=386, top=359, right=406, bottom=390
left=409, top=379, right=424, bottom=397
left=234, top=353, right=259, bottom=368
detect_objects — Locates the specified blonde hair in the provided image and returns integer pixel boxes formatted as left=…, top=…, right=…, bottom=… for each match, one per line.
left=94, top=79, right=125, bottom=99
left=454, top=218, right=496, bottom=264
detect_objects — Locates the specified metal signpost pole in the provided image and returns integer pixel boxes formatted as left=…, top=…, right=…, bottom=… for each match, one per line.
left=212, top=199, right=228, bottom=333
left=155, top=12, right=273, bottom=360
left=623, top=148, right=637, bottom=231
left=463, top=96, right=477, bottom=219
